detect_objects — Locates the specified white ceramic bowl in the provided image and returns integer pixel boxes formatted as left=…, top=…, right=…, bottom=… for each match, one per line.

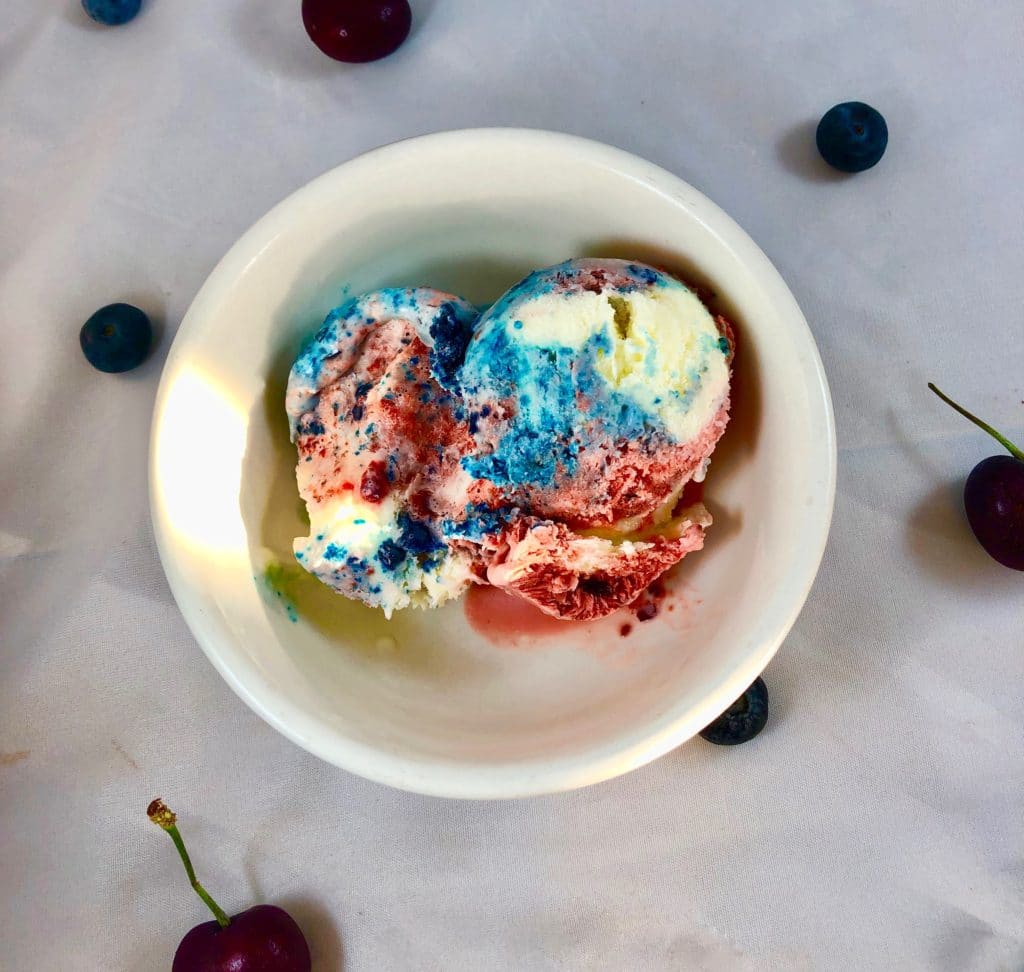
left=150, top=129, right=835, bottom=799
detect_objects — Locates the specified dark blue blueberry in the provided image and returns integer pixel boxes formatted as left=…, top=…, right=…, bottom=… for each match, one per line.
left=351, top=404, right=364, bottom=421
left=303, top=418, right=326, bottom=436
left=377, top=540, right=406, bottom=571
left=699, top=677, right=769, bottom=746
left=79, top=303, right=152, bottom=373
left=397, top=513, right=443, bottom=554
left=429, top=301, right=474, bottom=390
left=82, top=0, right=142, bottom=25
left=816, top=102, right=888, bottom=173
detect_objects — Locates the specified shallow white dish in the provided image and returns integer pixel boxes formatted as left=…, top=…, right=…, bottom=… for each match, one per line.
left=150, top=129, right=835, bottom=799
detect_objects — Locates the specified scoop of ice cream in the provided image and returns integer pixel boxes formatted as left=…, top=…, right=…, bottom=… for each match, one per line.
left=459, top=258, right=733, bottom=531
left=286, top=260, right=734, bottom=623
left=481, top=506, right=712, bottom=621
left=452, top=258, right=733, bottom=618
left=286, top=289, right=485, bottom=617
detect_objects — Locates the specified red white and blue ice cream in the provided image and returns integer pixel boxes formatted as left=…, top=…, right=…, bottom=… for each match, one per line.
left=286, top=259, right=733, bottom=620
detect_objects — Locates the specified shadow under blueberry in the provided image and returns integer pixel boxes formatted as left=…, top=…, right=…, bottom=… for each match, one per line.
left=64, top=2, right=123, bottom=30
left=776, top=120, right=850, bottom=184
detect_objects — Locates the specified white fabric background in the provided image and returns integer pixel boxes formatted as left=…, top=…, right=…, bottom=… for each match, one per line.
left=2, top=2, right=1023, bottom=970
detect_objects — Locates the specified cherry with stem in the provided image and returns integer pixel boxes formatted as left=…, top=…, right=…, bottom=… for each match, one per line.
left=148, top=799, right=312, bottom=972
left=928, top=383, right=1024, bottom=571
left=928, top=383, right=1024, bottom=462
left=149, top=800, right=231, bottom=926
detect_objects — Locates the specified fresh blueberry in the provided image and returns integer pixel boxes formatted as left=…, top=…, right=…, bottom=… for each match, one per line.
left=80, top=303, right=152, bottom=373
left=699, top=677, right=769, bottom=746
left=377, top=539, right=407, bottom=571
left=397, top=512, right=443, bottom=554
left=82, top=0, right=143, bottom=26
left=429, top=302, right=474, bottom=391
left=816, top=102, right=888, bottom=173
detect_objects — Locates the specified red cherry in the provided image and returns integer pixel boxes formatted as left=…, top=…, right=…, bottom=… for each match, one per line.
left=148, top=800, right=313, bottom=972
left=172, top=905, right=311, bottom=972
left=929, top=383, right=1024, bottom=570
left=302, top=0, right=412, bottom=63
left=964, top=455, right=1024, bottom=570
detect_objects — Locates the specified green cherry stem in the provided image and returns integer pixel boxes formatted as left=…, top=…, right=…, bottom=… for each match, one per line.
left=928, top=383, right=1024, bottom=462
left=148, top=799, right=231, bottom=929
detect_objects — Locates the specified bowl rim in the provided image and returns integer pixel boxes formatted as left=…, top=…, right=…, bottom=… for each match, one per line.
left=150, top=127, right=837, bottom=799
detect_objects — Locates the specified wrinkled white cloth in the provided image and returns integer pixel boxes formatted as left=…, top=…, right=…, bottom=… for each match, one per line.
left=2, top=2, right=1023, bottom=970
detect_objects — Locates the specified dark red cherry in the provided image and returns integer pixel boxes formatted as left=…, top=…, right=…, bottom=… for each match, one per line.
left=929, top=383, right=1024, bottom=571
left=302, top=0, right=412, bottom=63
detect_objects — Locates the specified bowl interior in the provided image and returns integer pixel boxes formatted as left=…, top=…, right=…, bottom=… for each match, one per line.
left=151, top=130, right=834, bottom=797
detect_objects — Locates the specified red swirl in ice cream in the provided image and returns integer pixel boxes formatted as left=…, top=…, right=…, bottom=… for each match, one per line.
left=286, top=289, right=491, bottom=614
